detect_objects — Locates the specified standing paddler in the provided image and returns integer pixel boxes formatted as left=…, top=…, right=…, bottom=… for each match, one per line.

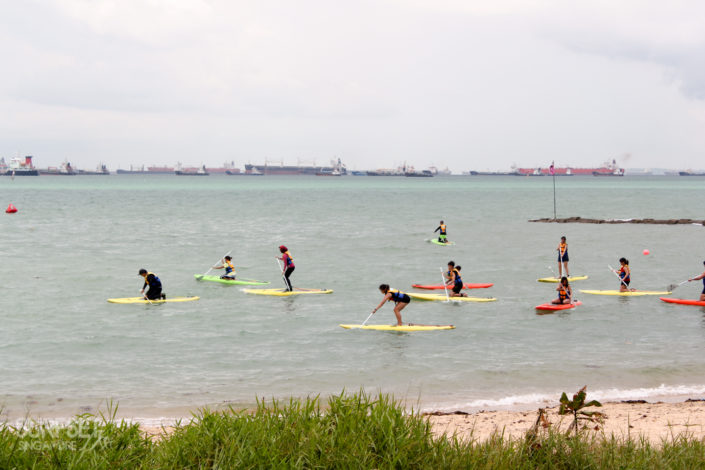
left=372, top=284, right=410, bottom=326
left=615, top=257, right=632, bottom=292
left=557, top=236, right=570, bottom=278
left=277, top=245, right=295, bottom=292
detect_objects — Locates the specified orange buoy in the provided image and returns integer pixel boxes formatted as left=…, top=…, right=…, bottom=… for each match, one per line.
left=6, top=203, right=17, bottom=213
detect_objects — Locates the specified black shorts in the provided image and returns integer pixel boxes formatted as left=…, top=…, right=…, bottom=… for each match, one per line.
left=558, top=254, right=569, bottom=262
left=452, top=283, right=462, bottom=294
left=621, top=278, right=630, bottom=286
left=146, top=287, right=162, bottom=300
left=395, top=294, right=411, bottom=303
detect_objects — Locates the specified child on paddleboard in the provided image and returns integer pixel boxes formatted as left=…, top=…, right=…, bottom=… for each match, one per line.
left=445, top=261, right=467, bottom=297
left=278, top=245, right=295, bottom=292
left=213, top=256, right=236, bottom=280
left=139, top=269, right=165, bottom=300
left=557, top=236, right=570, bottom=278
left=373, top=284, right=410, bottom=326
left=552, top=276, right=573, bottom=304
left=434, top=220, right=448, bottom=243
left=687, top=261, right=705, bottom=301
left=615, top=258, right=632, bottom=292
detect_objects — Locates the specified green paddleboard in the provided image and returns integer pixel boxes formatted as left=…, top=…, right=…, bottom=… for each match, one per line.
left=194, top=274, right=269, bottom=286
left=430, top=239, right=455, bottom=246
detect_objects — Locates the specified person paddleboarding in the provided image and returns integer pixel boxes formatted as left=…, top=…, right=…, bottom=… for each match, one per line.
left=445, top=261, right=468, bottom=297
left=552, top=276, right=573, bottom=304
left=557, top=236, right=570, bottom=278
left=615, top=258, right=633, bottom=292
left=277, top=245, right=295, bottom=291
left=139, top=269, right=166, bottom=300
left=213, top=255, right=236, bottom=280
left=688, top=261, right=705, bottom=301
left=434, top=220, right=448, bottom=243
left=372, top=284, right=410, bottom=326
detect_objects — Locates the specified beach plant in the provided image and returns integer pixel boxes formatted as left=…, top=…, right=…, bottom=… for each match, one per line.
left=558, top=386, right=603, bottom=437
left=5, top=391, right=705, bottom=468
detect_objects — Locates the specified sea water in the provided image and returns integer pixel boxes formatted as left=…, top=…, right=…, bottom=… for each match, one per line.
left=1, top=175, right=705, bottom=421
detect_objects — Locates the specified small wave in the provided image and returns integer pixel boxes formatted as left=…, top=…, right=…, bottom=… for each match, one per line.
left=425, top=384, right=705, bottom=412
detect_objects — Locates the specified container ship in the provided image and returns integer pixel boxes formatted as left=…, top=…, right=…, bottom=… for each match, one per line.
left=517, top=159, right=624, bottom=176
left=245, top=158, right=346, bottom=175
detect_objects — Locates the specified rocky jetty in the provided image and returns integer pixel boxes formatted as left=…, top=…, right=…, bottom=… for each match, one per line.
left=530, top=217, right=705, bottom=225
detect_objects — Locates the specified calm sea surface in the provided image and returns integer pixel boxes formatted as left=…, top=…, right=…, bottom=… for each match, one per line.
left=1, top=175, right=705, bottom=421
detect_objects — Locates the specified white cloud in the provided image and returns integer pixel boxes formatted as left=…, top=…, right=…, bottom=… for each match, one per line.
left=0, top=0, right=704, bottom=169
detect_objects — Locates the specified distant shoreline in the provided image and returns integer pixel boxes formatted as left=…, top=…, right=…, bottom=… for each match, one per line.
left=530, top=216, right=705, bottom=225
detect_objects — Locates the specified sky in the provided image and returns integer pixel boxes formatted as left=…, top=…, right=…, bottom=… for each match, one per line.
left=1, top=0, right=704, bottom=171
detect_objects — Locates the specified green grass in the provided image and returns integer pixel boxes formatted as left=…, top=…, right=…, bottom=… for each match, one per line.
left=1, top=391, right=704, bottom=469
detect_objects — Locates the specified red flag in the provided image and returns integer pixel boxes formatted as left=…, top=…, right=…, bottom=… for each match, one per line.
left=549, top=162, right=555, bottom=175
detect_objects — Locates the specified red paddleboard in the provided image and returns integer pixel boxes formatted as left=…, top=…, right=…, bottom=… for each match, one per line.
left=660, top=297, right=705, bottom=307
left=535, top=301, right=582, bottom=312
left=411, top=283, right=493, bottom=290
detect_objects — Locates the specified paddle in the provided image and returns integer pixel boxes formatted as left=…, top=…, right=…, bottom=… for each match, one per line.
left=440, top=267, right=450, bottom=302
left=547, top=265, right=558, bottom=279
left=361, top=311, right=374, bottom=326
left=608, top=265, right=631, bottom=290
left=197, top=250, right=232, bottom=280
left=141, top=290, right=153, bottom=304
left=667, top=279, right=690, bottom=292
left=275, top=257, right=287, bottom=289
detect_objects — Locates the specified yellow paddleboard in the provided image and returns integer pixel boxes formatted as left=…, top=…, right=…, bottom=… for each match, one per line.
left=107, top=296, right=200, bottom=304
left=243, top=288, right=333, bottom=296
left=340, top=324, right=455, bottom=331
left=537, top=275, right=589, bottom=283
left=578, top=290, right=671, bottom=296
left=406, top=292, right=496, bottom=302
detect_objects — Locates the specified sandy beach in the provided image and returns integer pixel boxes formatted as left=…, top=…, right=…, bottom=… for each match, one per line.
left=134, top=399, right=705, bottom=446
left=426, top=400, right=705, bottom=445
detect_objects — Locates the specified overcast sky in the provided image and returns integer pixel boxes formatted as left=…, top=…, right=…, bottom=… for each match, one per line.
left=1, top=0, right=704, bottom=171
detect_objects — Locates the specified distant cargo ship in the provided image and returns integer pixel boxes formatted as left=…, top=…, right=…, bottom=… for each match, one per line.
left=245, top=158, right=346, bottom=175
left=77, top=164, right=110, bottom=175
left=40, top=161, right=76, bottom=175
left=679, top=171, right=705, bottom=176
left=517, top=159, right=624, bottom=176
left=1, top=156, right=39, bottom=176
left=175, top=164, right=209, bottom=176
left=147, top=166, right=175, bottom=174
left=207, top=161, right=239, bottom=174
left=367, top=169, right=403, bottom=176
left=466, top=170, right=520, bottom=176
left=116, top=165, right=149, bottom=174
left=405, top=170, right=434, bottom=177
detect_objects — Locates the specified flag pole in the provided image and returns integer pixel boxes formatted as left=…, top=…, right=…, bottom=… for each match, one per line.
left=551, top=161, right=556, bottom=220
